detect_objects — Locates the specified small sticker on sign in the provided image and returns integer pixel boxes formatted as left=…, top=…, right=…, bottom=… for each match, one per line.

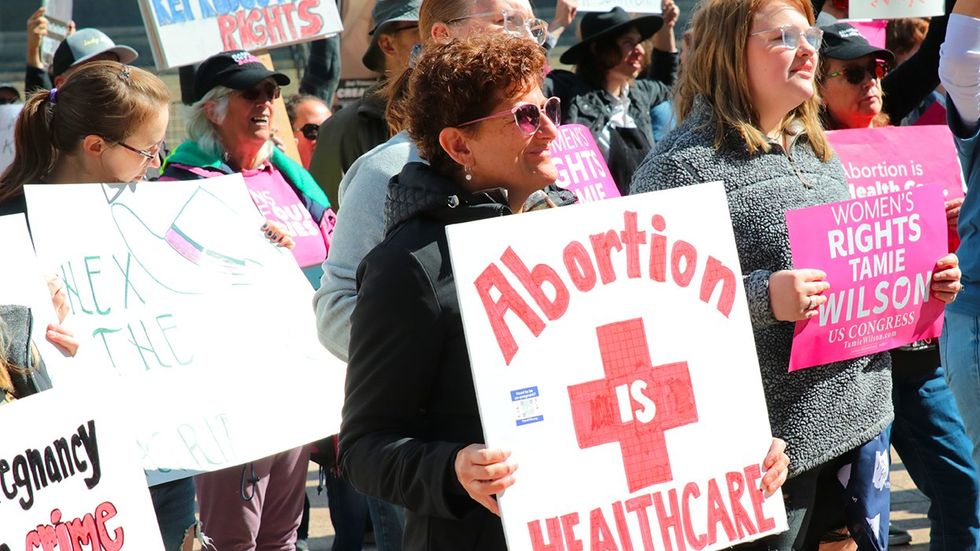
left=511, top=386, right=543, bottom=426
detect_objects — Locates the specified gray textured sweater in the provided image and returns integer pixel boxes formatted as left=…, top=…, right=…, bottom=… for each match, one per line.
left=630, top=98, right=893, bottom=476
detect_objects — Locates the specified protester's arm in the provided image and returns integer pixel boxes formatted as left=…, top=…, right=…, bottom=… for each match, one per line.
left=652, top=0, right=679, bottom=54
left=547, top=0, right=577, bottom=45
left=25, top=8, right=52, bottom=92
left=939, top=9, right=980, bottom=132
left=339, top=245, right=477, bottom=519
left=312, top=161, right=387, bottom=361
left=299, top=36, right=341, bottom=105
left=881, top=0, right=958, bottom=123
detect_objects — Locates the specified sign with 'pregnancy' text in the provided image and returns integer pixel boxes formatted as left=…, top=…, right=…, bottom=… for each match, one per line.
left=786, top=186, right=947, bottom=371
left=447, top=182, right=786, bottom=551
left=0, top=384, right=165, bottom=550
left=23, top=177, right=347, bottom=485
left=551, top=124, right=620, bottom=204
left=137, top=0, right=342, bottom=69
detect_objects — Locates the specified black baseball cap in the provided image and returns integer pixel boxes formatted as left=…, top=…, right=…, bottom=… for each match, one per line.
left=819, top=23, right=895, bottom=63
left=52, top=28, right=138, bottom=78
left=362, top=0, right=421, bottom=72
left=192, top=50, right=291, bottom=103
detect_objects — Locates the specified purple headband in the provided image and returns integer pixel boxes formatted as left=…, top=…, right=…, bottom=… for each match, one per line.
left=48, top=87, right=58, bottom=104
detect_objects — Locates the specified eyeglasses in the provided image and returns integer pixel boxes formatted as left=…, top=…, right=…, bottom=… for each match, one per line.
left=448, top=10, right=549, bottom=46
left=238, top=83, right=281, bottom=102
left=459, top=97, right=561, bottom=136
left=297, top=123, right=319, bottom=141
left=826, top=61, right=889, bottom=84
left=750, top=25, right=824, bottom=50
left=107, top=138, right=163, bottom=161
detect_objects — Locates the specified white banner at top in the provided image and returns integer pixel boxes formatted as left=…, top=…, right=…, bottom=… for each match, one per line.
left=578, top=0, right=662, bottom=13
left=848, top=0, right=944, bottom=20
left=137, top=0, right=343, bottom=69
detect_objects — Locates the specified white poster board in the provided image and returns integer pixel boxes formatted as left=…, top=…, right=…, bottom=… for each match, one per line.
left=848, top=0, right=944, bottom=20
left=0, top=104, right=22, bottom=177
left=446, top=183, right=786, bottom=550
left=0, top=386, right=165, bottom=550
left=578, top=0, right=662, bottom=13
left=24, top=176, right=347, bottom=485
left=0, top=214, right=164, bottom=550
left=40, top=0, right=73, bottom=67
left=137, top=0, right=343, bottom=69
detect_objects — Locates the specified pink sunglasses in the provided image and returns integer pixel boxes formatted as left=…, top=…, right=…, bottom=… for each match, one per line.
left=458, top=97, right=561, bottom=136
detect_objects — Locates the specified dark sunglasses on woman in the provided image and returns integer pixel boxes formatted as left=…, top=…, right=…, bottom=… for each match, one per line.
left=297, top=123, right=319, bottom=141
left=826, top=60, right=889, bottom=85
left=240, top=83, right=281, bottom=102
left=458, top=97, right=561, bottom=137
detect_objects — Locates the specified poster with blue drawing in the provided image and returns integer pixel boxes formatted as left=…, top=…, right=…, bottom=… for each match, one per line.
left=24, top=175, right=347, bottom=485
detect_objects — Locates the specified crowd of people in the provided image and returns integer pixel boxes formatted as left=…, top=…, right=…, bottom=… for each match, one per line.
left=0, top=0, right=978, bottom=549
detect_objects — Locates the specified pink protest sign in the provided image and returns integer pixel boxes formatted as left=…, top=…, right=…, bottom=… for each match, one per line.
left=828, top=125, right=966, bottom=201
left=785, top=186, right=947, bottom=371
left=550, top=124, right=621, bottom=203
left=842, top=19, right=887, bottom=47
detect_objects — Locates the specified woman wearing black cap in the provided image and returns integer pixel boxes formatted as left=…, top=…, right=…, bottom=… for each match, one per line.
left=545, top=4, right=679, bottom=194
left=160, top=50, right=334, bottom=550
left=817, top=18, right=980, bottom=551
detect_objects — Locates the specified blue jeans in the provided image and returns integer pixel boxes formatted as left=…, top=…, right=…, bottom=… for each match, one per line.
left=891, top=364, right=980, bottom=550
left=942, top=310, right=980, bottom=468
left=150, top=477, right=196, bottom=551
left=327, top=471, right=405, bottom=551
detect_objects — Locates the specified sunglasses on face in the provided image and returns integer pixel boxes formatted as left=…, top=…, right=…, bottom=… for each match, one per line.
left=458, top=97, right=561, bottom=137
left=297, top=123, right=319, bottom=141
left=750, top=25, right=824, bottom=50
left=448, top=10, right=550, bottom=46
left=239, top=83, right=281, bottom=102
left=826, top=61, right=889, bottom=85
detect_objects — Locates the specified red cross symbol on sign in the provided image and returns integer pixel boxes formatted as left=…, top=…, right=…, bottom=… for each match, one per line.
left=567, top=317, right=698, bottom=493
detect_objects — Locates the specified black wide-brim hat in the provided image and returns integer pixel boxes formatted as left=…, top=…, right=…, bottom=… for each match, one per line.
left=560, top=7, right=663, bottom=66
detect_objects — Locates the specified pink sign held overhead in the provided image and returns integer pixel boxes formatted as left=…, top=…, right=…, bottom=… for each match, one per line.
left=550, top=124, right=620, bottom=203
left=828, top=125, right=966, bottom=201
left=786, top=186, right=947, bottom=371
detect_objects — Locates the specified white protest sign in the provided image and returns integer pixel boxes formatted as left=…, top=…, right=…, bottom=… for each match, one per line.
left=446, top=183, right=787, bottom=551
left=0, top=104, right=22, bottom=177
left=0, top=385, right=165, bottom=550
left=0, top=214, right=163, bottom=551
left=578, top=0, right=662, bottom=13
left=40, top=0, right=73, bottom=67
left=137, top=0, right=343, bottom=70
left=24, top=176, right=347, bottom=485
left=848, top=0, right=944, bottom=20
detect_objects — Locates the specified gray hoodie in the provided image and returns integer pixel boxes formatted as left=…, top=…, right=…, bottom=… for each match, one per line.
left=630, top=97, right=893, bottom=476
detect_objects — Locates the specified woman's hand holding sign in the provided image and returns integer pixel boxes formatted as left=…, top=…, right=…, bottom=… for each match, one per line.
left=769, top=269, right=831, bottom=321
left=455, top=444, right=518, bottom=516
left=761, top=438, right=789, bottom=497
left=931, top=254, right=963, bottom=304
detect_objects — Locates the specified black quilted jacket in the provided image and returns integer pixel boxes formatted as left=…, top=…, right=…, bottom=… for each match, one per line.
left=340, top=163, right=573, bottom=550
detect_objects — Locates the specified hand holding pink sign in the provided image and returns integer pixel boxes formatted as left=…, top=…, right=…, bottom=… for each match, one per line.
left=786, top=186, right=949, bottom=371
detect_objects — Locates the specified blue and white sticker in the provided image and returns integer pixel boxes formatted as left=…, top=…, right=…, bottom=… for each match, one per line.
left=511, top=386, right=543, bottom=426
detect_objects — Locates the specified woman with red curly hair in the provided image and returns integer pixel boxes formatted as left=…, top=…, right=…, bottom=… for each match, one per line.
left=338, top=33, right=569, bottom=550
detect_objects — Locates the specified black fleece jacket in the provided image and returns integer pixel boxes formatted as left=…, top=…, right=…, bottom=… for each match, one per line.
left=340, top=162, right=574, bottom=550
